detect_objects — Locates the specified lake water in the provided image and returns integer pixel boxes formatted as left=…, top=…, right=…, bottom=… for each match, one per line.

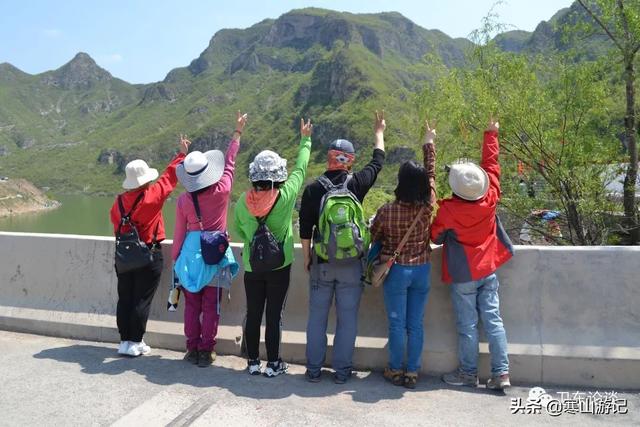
left=0, top=195, right=182, bottom=238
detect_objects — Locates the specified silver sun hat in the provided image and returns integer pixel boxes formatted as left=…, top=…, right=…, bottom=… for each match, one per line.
left=176, top=150, right=225, bottom=192
left=249, top=150, right=288, bottom=182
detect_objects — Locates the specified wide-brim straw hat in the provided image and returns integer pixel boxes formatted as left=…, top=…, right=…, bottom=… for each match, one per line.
left=176, top=150, right=225, bottom=192
left=249, top=150, right=288, bottom=182
left=448, top=162, right=489, bottom=201
left=122, top=159, right=159, bottom=190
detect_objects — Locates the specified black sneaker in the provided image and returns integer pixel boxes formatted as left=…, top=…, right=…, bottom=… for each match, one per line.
left=305, top=369, right=321, bottom=383
left=264, top=359, right=288, bottom=378
left=183, top=350, right=199, bottom=365
left=198, top=351, right=215, bottom=368
left=334, top=373, right=349, bottom=384
left=247, top=359, right=262, bottom=376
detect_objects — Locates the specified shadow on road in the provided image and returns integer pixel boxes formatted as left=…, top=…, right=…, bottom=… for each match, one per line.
left=33, top=344, right=503, bottom=403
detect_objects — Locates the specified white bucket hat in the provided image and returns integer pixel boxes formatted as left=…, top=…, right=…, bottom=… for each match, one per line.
left=176, top=150, right=225, bottom=192
left=448, top=161, right=489, bottom=201
left=122, top=159, right=159, bottom=190
left=249, top=150, right=288, bottom=182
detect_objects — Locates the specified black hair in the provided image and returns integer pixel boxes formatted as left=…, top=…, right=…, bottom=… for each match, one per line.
left=394, top=160, right=430, bottom=204
left=252, top=180, right=283, bottom=191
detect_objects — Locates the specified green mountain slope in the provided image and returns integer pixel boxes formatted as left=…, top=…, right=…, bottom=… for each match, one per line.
left=0, top=8, right=473, bottom=196
left=0, top=4, right=605, bottom=198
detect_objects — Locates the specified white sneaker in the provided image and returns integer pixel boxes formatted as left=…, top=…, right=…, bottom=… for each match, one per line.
left=247, top=359, right=262, bottom=375
left=125, top=342, right=142, bottom=357
left=138, top=340, right=151, bottom=355
left=117, top=341, right=130, bottom=355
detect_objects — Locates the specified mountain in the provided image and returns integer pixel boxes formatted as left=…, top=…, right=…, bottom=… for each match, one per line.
left=0, top=3, right=607, bottom=196
left=493, top=2, right=610, bottom=56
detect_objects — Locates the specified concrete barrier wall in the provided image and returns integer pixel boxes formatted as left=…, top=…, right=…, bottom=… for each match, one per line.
left=1, top=231, right=639, bottom=389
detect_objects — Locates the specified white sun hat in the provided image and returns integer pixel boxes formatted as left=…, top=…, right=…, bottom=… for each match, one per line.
left=122, top=159, right=159, bottom=190
left=448, top=161, right=489, bottom=201
left=176, top=150, right=225, bottom=192
left=249, top=150, right=288, bottom=182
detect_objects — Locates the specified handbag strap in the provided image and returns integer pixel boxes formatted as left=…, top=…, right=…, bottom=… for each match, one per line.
left=117, top=192, right=145, bottom=235
left=391, top=206, right=426, bottom=261
left=190, top=192, right=204, bottom=231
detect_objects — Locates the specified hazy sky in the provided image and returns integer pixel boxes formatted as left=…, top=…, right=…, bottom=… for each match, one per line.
left=0, top=0, right=574, bottom=84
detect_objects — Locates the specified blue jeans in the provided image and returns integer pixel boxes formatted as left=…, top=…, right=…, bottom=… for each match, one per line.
left=383, top=263, right=431, bottom=373
left=306, top=261, right=363, bottom=379
left=450, top=273, right=509, bottom=376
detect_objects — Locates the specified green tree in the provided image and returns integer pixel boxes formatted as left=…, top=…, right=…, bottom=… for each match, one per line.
left=576, top=0, right=640, bottom=244
left=418, top=20, right=618, bottom=245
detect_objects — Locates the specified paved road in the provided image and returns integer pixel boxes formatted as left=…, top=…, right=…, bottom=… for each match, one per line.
left=0, top=331, right=637, bottom=426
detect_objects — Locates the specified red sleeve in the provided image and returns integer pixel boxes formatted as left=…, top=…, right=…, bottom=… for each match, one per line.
left=146, top=153, right=186, bottom=207
left=481, top=130, right=500, bottom=203
left=172, top=197, right=187, bottom=261
left=215, top=139, right=240, bottom=194
left=430, top=200, right=449, bottom=244
left=110, top=198, right=120, bottom=234
left=370, top=205, right=386, bottom=242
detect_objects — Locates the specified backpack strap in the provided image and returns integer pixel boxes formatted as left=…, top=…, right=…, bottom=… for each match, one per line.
left=317, top=175, right=336, bottom=192
left=257, top=192, right=281, bottom=225
left=342, top=174, right=353, bottom=190
left=117, top=192, right=145, bottom=234
left=190, top=192, right=204, bottom=231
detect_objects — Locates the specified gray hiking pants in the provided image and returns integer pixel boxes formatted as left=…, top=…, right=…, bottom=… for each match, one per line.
left=305, top=261, right=363, bottom=379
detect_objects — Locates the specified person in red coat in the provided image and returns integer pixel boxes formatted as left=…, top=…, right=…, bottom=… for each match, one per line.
left=109, top=136, right=190, bottom=357
left=430, top=117, right=514, bottom=390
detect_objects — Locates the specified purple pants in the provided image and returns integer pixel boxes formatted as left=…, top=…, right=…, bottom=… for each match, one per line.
left=183, top=286, right=221, bottom=352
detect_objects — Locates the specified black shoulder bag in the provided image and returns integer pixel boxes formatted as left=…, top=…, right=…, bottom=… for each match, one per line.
left=114, top=193, right=156, bottom=274
left=191, top=192, right=229, bottom=265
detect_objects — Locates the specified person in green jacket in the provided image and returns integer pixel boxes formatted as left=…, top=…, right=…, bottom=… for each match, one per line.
left=233, top=118, right=313, bottom=377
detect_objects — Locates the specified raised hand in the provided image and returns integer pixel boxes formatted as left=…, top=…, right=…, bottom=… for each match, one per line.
left=487, top=116, right=499, bottom=133
left=374, top=110, right=386, bottom=135
left=235, top=111, right=248, bottom=133
left=179, top=134, right=191, bottom=155
left=424, top=118, right=437, bottom=144
left=300, top=118, right=313, bottom=137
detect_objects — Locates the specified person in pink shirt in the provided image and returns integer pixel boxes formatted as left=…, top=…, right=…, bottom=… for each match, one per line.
left=173, top=111, right=246, bottom=367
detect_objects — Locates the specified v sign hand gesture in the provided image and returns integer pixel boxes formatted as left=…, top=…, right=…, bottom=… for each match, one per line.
left=487, top=116, right=499, bottom=133
left=179, top=134, right=191, bottom=155
left=374, top=110, right=386, bottom=135
left=235, top=111, right=248, bottom=134
left=301, top=118, right=313, bottom=137
left=424, top=118, right=437, bottom=144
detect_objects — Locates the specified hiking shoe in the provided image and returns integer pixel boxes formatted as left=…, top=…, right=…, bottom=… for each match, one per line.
left=306, top=370, right=321, bottom=383
left=183, top=350, right=199, bottom=365
left=247, top=359, right=262, bottom=376
left=404, top=372, right=418, bottom=389
left=334, top=373, right=348, bottom=384
left=198, top=351, right=215, bottom=368
left=137, top=340, right=151, bottom=355
left=124, top=342, right=142, bottom=357
left=442, top=370, right=479, bottom=387
left=264, top=360, right=288, bottom=378
left=117, top=341, right=130, bottom=355
left=383, top=368, right=405, bottom=386
left=487, top=373, right=511, bottom=390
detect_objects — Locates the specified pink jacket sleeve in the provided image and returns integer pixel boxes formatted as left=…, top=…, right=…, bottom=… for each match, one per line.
left=172, top=197, right=187, bottom=261
left=215, top=139, right=240, bottom=194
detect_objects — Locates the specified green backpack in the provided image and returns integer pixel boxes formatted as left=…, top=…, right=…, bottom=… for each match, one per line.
left=314, top=175, right=370, bottom=262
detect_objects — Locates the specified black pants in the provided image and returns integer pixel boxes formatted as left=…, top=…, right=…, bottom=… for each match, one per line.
left=116, top=250, right=163, bottom=342
left=244, top=265, right=291, bottom=362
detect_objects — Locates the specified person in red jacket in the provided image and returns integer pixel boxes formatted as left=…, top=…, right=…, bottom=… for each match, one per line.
left=110, top=136, right=190, bottom=357
left=430, top=117, right=514, bottom=390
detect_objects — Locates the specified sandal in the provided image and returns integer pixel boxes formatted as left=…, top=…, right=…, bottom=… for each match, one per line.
left=404, top=372, right=418, bottom=389
left=383, top=367, right=404, bottom=386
